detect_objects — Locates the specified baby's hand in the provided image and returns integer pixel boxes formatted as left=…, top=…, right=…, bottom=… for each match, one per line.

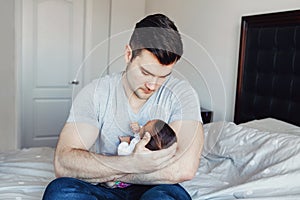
left=130, top=122, right=140, bottom=134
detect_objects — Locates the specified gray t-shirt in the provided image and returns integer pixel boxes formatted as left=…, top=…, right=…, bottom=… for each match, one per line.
left=67, top=72, right=202, bottom=155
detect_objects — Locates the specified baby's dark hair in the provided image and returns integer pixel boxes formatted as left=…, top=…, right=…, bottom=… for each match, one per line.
left=145, top=119, right=177, bottom=151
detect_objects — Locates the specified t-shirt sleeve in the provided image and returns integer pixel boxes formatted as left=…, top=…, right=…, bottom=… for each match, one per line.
left=67, top=81, right=100, bottom=128
left=169, top=81, right=202, bottom=123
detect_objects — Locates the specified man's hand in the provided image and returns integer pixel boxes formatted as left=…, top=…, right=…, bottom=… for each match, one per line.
left=129, top=132, right=177, bottom=173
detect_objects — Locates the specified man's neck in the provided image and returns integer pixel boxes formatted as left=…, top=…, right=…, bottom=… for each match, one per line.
left=122, top=73, right=147, bottom=114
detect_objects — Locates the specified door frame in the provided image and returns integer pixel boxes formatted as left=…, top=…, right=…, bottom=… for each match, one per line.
left=15, top=0, right=22, bottom=149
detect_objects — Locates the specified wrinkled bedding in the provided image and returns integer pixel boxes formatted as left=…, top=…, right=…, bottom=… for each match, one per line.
left=0, top=147, right=55, bottom=199
left=182, top=121, right=300, bottom=199
left=1, top=121, right=300, bottom=200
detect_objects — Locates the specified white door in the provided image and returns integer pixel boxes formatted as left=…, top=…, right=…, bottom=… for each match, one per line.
left=21, top=0, right=85, bottom=147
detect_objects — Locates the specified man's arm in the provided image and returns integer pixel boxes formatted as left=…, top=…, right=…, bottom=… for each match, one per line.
left=54, top=122, right=177, bottom=182
left=118, top=120, right=204, bottom=184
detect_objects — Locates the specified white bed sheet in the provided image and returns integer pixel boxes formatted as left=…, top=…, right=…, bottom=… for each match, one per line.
left=0, top=147, right=55, bottom=200
left=182, top=121, right=300, bottom=199
left=1, top=121, right=300, bottom=200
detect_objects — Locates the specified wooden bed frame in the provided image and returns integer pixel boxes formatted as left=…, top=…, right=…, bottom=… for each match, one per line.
left=234, top=9, right=300, bottom=126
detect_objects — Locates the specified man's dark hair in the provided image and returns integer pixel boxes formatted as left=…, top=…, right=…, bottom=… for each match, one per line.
left=145, top=119, right=177, bottom=151
left=129, top=13, right=183, bottom=65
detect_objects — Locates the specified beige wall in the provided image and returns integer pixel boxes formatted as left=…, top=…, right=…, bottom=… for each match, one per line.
left=145, top=0, right=300, bottom=121
left=0, top=0, right=17, bottom=151
left=108, top=0, right=146, bottom=73
left=83, top=0, right=146, bottom=82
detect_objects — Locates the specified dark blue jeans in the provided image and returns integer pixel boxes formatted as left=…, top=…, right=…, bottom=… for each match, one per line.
left=43, top=177, right=191, bottom=200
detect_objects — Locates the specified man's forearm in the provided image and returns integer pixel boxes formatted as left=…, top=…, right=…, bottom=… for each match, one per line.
left=55, top=148, right=130, bottom=182
left=54, top=123, right=129, bottom=182
left=55, top=123, right=175, bottom=183
left=119, top=150, right=200, bottom=185
left=55, top=144, right=177, bottom=183
left=119, top=163, right=179, bottom=185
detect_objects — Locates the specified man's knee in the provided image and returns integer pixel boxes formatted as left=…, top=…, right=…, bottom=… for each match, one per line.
left=140, top=184, right=191, bottom=200
left=42, top=177, right=84, bottom=200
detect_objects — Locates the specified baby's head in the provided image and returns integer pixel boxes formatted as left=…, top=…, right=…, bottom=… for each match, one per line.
left=142, top=119, right=177, bottom=151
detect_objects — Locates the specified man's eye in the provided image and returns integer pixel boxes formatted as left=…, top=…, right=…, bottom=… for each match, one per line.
left=142, top=71, right=149, bottom=75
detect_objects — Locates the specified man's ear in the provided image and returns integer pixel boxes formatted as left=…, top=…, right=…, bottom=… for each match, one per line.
left=124, top=45, right=132, bottom=64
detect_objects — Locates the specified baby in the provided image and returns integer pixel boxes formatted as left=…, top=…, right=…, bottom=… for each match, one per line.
left=118, top=119, right=177, bottom=154
left=106, top=119, right=177, bottom=188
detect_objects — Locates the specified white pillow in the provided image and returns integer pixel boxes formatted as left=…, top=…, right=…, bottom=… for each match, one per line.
left=240, top=118, right=300, bottom=136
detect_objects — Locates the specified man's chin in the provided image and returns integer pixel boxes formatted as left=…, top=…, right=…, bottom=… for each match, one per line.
left=135, top=90, right=153, bottom=100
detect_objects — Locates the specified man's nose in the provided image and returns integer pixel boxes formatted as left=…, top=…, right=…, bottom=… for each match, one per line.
left=145, top=82, right=156, bottom=90
left=145, top=77, right=158, bottom=90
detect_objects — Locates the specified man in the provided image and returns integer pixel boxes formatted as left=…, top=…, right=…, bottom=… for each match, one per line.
left=43, top=13, right=204, bottom=200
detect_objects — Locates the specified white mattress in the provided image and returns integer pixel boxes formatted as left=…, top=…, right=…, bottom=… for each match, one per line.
left=1, top=120, right=300, bottom=199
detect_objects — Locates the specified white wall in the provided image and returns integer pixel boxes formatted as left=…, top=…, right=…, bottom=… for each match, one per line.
left=84, top=0, right=146, bottom=81
left=83, top=0, right=111, bottom=84
left=0, top=0, right=17, bottom=151
left=108, top=0, right=146, bottom=74
left=145, top=0, right=300, bottom=122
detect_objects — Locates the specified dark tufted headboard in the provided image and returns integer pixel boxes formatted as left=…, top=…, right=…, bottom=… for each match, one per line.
left=234, top=10, right=300, bottom=126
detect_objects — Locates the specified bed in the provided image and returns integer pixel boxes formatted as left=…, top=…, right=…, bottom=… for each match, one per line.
left=182, top=119, right=300, bottom=199
left=1, top=9, right=300, bottom=200
left=1, top=119, right=299, bottom=200
left=0, top=147, right=55, bottom=199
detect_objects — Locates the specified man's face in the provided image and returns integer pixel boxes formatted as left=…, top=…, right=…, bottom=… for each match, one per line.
left=125, top=49, right=175, bottom=100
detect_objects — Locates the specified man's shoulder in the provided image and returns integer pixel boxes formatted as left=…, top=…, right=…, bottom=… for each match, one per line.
left=89, top=72, right=122, bottom=90
left=77, top=72, right=122, bottom=105
left=163, top=75, right=195, bottom=92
